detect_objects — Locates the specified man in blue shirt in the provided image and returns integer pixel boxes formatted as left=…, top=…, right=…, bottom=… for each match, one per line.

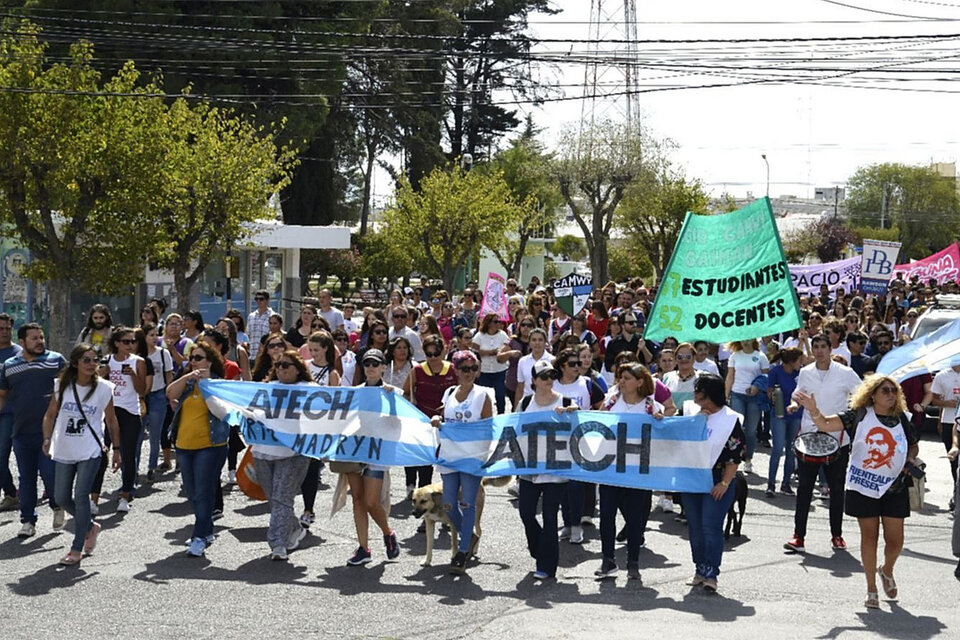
left=0, top=323, right=66, bottom=538
left=0, top=313, right=22, bottom=511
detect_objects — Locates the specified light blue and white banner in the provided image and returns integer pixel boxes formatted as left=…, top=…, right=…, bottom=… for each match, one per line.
left=199, top=380, right=439, bottom=466
left=789, top=257, right=861, bottom=296
left=876, top=317, right=960, bottom=382
left=437, top=410, right=714, bottom=493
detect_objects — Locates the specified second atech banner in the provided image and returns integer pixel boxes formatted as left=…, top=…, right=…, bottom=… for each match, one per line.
left=646, top=197, right=803, bottom=343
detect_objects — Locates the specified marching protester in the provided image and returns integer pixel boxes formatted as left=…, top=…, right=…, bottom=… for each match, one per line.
left=256, top=350, right=315, bottom=560
left=472, top=313, right=510, bottom=415
left=76, top=304, right=113, bottom=358
left=794, top=375, right=920, bottom=609
left=137, top=324, right=173, bottom=483
left=1, top=324, right=66, bottom=537
left=724, top=339, right=769, bottom=474
left=42, top=343, right=121, bottom=565
left=166, top=342, right=229, bottom=557
left=765, top=346, right=803, bottom=497
left=431, top=350, right=494, bottom=574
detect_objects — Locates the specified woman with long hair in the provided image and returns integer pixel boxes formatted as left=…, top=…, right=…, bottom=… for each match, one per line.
left=794, top=374, right=920, bottom=609
left=284, top=304, right=318, bottom=350
left=384, top=336, right=414, bottom=388
left=298, top=331, right=340, bottom=528
left=166, top=343, right=229, bottom=557
left=256, top=350, right=315, bottom=560
left=215, top=317, right=251, bottom=381
left=501, top=317, right=534, bottom=408
left=724, top=339, right=769, bottom=474
left=182, top=310, right=205, bottom=343
left=354, top=319, right=390, bottom=385
left=472, top=313, right=510, bottom=414
left=136, top=323, right=172, bottom=483
left=252, top=333, right=287, bottom=382
left=41, top=344, right=121, bottom=565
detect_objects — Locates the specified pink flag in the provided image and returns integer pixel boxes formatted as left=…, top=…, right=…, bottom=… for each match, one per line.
left=894, top=243, right=960, bottom=284
left=478, top=272, right=511, bottom=321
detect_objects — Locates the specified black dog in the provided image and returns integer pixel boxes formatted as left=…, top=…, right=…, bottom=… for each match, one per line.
left=724, top=472, right=749, bottom=540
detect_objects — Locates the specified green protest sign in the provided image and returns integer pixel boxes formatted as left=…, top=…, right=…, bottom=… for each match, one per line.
left=645, top=197, right=802, bottom=343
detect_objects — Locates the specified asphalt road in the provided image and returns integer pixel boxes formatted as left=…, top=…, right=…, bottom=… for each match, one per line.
left=2, top=435, right=958, bottom=640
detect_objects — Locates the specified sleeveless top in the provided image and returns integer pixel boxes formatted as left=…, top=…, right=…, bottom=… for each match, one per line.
left=107, top=354, right=143, bottom=415
left=438, top=384, right=490, bottom=475
left=845, top=407, right=908, bottom=499
left=308, top=362, right=334, bottom=386
left=412, top=360, right=458, bottom=416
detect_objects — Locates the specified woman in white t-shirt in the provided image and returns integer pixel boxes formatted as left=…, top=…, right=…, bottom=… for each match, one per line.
left=95, top=326, right=148, bottom=513
left=138, top=323, right=173, bottom=482
left=472, top=313, right=510, bottom=414
left=431, top=350, right=494, bottom=574
left=724, top=339, right=769, bottom=473
left=514, top=328, right=554, bottom=407
left=595, top=362, right=663, bottom=581
left=42, top=344, right=120, bottom=566
left=515, top=359, right=577, bottom=580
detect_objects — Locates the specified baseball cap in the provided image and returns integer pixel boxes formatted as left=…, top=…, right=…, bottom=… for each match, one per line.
left=362, top=348, right=385, bottom=365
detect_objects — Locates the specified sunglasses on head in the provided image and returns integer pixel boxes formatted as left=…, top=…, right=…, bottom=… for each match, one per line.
left=457, top=365, right=479, bottom=373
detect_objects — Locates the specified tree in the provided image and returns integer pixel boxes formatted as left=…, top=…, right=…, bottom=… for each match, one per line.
left=300, top=246, right=362, bottom=296
left=550, top=235, right=587, bottom=262
left=380, top=164, right=525, bottom=292
left=617, top=167, right=710, bottom=280
left=0, top=24, right=168, bottom=350
left=846, top=162, right=960, bottom=259
left=486, top=117, right=563, bottom=277
left=154, top=100, right=295, bottom=311
left=783, top=218, right=856, bottom=263
left=608, top=240, right=653, bottom=283
left=357, top=229, right=417, bottom=289
left=552, top=119, right=664, bottom=286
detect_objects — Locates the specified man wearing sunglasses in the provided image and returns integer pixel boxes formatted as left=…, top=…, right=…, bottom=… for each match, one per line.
left=603, top=313, right=653, bottom=372
left=784, top=334, right=862, bottom=553
left=389, top=306, right=424, bottom=362
left=846, top=332, right=871, bottom=379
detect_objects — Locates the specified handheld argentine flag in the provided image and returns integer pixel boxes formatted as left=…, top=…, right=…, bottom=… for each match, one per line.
left=199, top=380, right=439, bottom=466
left=876, top=318, right=960, bottom=382
left=437, top=410, right=714, bottom=493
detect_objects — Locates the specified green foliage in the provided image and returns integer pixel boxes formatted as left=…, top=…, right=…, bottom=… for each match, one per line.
left=380, top=164, right=526, bottom=292
left=846, top=162, right=960, bottom=259
left=617, top=167, right=709, bottom=279
left=550, top=235, right=587, bottom=262
left=608, top=241, right=653, bottom=283
left=358, top=230, right=416, bottom=283
left=543, top=259, right=561, bottom=283
left=301, top=246, right=362, bottom=295
left=847, top=225, right=901, bottom=245
left=783, top=218, right=856, bottom=263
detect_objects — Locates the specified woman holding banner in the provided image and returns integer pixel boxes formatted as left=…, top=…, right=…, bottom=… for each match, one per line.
left=430, top=350, right=494, bottom=574
left=684, top=374, right=745, bottom=593
left=255, top=351, right=315, bottom=561
left=793, top=375, right=919, bottom=609
left=594, top=363, right=663, bottom=581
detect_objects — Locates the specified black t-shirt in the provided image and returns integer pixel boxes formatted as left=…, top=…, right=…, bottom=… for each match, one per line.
left=713, top=419, right=746, bottom=484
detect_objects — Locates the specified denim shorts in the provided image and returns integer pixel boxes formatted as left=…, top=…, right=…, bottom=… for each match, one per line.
left=362, top=468, right=385, bottom=480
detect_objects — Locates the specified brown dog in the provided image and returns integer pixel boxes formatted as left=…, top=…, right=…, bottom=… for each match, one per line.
left=411, top=476, right=512, bottom=566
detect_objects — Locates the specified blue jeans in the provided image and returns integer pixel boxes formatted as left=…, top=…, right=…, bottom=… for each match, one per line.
left=140, top=389, right=167, bottom=471
left=441, top=471, right=483, bottom=553
left=729, top=392, right=761, bottom=460
left=177, top=446, right=227, bottom=541
left=769, top=415, right=800, bottom=486
left=478, top=370, right=507, bottom=414
left=54, top=457, right=101, bottom=552
left=518, top=480, right=563, bottom=577
left=683, top=484, right=737, bottom=580
left=0, top=414, right=16, bottom=496
left=12, top=431, right=57, bottom=524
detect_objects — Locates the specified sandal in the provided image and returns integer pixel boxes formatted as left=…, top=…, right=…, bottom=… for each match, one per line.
left=58, top=553, right=82, bottom=567
left=865, top=591, right=880, bottom=609
left=878, top=567, right=898, bottom=599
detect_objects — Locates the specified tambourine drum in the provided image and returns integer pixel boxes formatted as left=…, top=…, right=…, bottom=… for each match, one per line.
left=793, top=431, right=840, bottom=465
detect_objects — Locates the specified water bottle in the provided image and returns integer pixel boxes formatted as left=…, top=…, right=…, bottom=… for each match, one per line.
left=773, top=385, right=785, bottom=419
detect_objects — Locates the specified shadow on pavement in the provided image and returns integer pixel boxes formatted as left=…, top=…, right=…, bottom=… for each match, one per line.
left=816, top=602, right=947, bottom=639
left=8, top=563, right=99, bottom=595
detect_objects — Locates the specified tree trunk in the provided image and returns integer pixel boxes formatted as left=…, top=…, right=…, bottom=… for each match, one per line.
left=359, top=145, right=376, bottom=236
left=46, top=277, right=72, bottom=356
left=173, top=269, right=197, bottom=314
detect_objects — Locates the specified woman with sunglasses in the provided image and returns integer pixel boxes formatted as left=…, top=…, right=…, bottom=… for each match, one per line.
left=182, top=310, right=205, bottom=343
left=514, top=359, right=577, bottom=579
left=514, top=328, right=554, bottom=407
left=470, top=313, right=510, bottom=415
left=526, top=293, right=549, bottom=329
left=354, top=319, right=390, bottom=385
left=332, top=329, right=356, bottom=389
left=794, top=375, right=920, bottom=609
left=160, top=313, right=192, bottom=371
left=139, top=305, right=159, bottom=328
left=430, top=350, right=494, bottom=574
left=166, top=343, right=229, bottom=557
left=898, top=309, right=919, bottom=345
left=404, top=335, right=456, bottom=497
left=594, top=363, right=663, bottom=581
left=93, top=327, right=147, bottom=514
left=252, top=333, right=287, bottom=382
left=341, top=348, right=401, bottom=566
left=215, top=317, right=251, bottom=381
left=42, top=343, right=122, bottom=565
left=255, top=350, right=316, bottom=560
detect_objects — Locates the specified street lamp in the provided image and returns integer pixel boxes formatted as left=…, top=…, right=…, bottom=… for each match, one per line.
left=761, top=154, right=770, bottom=198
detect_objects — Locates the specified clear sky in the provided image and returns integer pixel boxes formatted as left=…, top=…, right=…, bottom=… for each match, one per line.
left=520, top=0, right=960, bottom=199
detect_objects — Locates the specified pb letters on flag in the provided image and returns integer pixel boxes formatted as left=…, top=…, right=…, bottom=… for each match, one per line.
left=554, top=273, right=593, bottom=317
left=646, top=197, right=802, bottom=342
left=860, top=239, right=901, bottom=295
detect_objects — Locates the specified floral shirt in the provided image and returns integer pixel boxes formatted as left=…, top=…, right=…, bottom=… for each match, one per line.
left=713, top=420, right=746, bottom=484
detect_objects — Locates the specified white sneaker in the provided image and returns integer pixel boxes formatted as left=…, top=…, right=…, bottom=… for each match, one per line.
left=117, top=498, right=131, bottom=513
left=270, top=546, right=288, bottom=561
left=570, top=526, right=584, bottom=544
left=657, top=497, right=675, bottom=513
left=17, top=522, right=36, bottom=538
left=288, top=526, right=307, bottom=552
left=52, top=508, right=66, bottom=531
left=559, top=526, right=571, bottom=540
left=89, top=499, right=99, bottom=516
left=743, top=460, right=753, bottom=474
left=226, top=470, right=237, bottom=485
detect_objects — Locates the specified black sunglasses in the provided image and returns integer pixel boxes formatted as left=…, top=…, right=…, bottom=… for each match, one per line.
left=536, top=371, right=559, bottom=381
left=457, top=365, right=479, bottom=373
left=276, top=361, right=295, bottom=370
left=363, top=359, right=383, bottom=367
left=189, top=354, right=207, bottom=362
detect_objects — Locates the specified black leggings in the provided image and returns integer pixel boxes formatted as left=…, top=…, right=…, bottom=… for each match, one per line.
left=404, top=465, right=433, bottom=489
left=301, top=458, right=322, bottom=513
left=795, top=448, right=849, bottom=538
left=93, top=408, right=142, bottom=496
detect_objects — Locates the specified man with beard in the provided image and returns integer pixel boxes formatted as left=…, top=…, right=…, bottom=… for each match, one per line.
left=76, top=304, right=113, bottom=359
left=0, top=324, right=67, bottom=538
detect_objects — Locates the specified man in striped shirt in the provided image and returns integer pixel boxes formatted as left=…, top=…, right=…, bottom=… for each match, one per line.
left=247, top=289, right=273, bottom=361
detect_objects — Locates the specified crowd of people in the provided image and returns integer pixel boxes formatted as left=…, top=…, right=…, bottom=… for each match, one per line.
left=0, top=271, right=957, bottom=607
